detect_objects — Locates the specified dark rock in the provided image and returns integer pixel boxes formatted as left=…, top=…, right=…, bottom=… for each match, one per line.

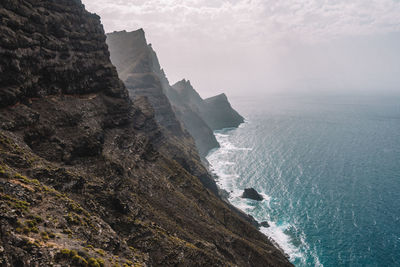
left=242, top=188, right=264, bottom=201
left=0, top=0, right=127, bottom=109
left=0, top=1, right=291, bottom=266
left=202, top=93, right=245, bottom=130
left=172, top=80, right=244, bottom=131
left=260, top=221, right=270, bottom=228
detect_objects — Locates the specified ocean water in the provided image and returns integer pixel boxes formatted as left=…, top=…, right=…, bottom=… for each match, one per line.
left=206, top=94, right=400, bottom=266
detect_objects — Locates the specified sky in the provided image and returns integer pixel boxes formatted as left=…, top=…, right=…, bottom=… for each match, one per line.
left=82, top=0, right=400, bottom=97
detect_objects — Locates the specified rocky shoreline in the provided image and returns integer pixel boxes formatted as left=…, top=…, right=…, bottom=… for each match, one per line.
left=106, top=27, right=276, bottom=246
left=205, top=128, right=292, bottom=260
left=0, top=1, right=292, bottom=266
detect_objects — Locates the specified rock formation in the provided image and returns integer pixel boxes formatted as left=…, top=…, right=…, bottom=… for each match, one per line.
left=106, top=30, right=218, bottom=193
left=106, top=30, right=243, bottom=158
left=172, top=79, right=244, bottom=131
left=242, top=188, right=264, bottom=201
left=202, top=93, right=245, bottom=130
left=260, top=221, right=271, bottom=228
left=0, top=1, right=291, bottom=266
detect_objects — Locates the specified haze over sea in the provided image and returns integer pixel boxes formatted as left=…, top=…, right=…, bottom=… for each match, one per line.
left=207, top=94, right=400, bottom=266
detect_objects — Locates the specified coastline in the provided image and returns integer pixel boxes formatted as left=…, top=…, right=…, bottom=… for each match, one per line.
left=205, top=123, right=295, bottom=263
left=0, top=0, right=293, bottom=265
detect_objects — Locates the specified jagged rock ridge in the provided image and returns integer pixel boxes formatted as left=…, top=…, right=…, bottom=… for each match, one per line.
left=172, top=79, right=244, bottom=131
left=106, top=30, right=243, bottom=158
left=0, top=1, right=291, bottom=266
left=106, top=30, right=218, bottom=193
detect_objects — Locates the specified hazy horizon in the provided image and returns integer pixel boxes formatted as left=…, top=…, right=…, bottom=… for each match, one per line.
left=82, top=0, right=400, bottom=98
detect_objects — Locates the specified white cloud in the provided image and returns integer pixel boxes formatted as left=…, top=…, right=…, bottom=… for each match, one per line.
left=81, top=0, right=400, bottom=95
left=83, top=0, right=400, bottom=44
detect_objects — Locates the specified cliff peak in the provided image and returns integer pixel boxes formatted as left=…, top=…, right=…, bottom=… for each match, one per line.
left=173, top=78, right=192, bottom=87
left=211, top=93, right=228, bottom=100
left=172, top=79, right=195, bottom=92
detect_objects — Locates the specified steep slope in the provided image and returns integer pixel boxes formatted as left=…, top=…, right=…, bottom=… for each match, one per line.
left=0, top=1, right=291, bottom=267
left=106, top=30, right=242, bottom=158
left=172, top=103, right=219, bottom=158
left=203, top=93, right=245, bottom=130
left=172, top=80, right=245, bottom=130
left=106, top=30, right=218, bottom=193
left=105, top=30, right=182, bottom=135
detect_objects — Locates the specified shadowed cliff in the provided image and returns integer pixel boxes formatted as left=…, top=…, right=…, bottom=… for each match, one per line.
left=0, top=1, right=291, bottom=266
left=106, top=30, right=218, bottom=193
left=172, top=79, right=244, bottom=131
left=106, top=30, right=243, bottom=158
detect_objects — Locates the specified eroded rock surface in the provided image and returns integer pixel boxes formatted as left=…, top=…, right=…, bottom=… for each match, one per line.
left=242, top=188, right=264, bottom=201
left=0, top=2, right=291, bottom=266
left=172, top=80, right=244, bottom=131
left=106, top=30, right=243, bottom=158
left=106, top=30, right=218, bottom=191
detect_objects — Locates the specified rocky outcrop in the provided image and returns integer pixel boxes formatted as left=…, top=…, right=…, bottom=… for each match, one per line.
left=171, top=79, right=244, bottom=153
left=172, top=80, right=244, bottom=130
left=260, top=221, right=271, bottom=228
left=106, top=30, right=183, bottom=135
left=106, top=30, right=243, bottom=158
left=0, top=0, right=127, bottom=108
left=106, top=30, right=218, bottom=193
left=202, top=93, right=245, bottom=130
left=0, top=2, right=291, bottom=266
left=166, top=80, right=220, bottom=157
left=242, top=188, right=264, bottom=201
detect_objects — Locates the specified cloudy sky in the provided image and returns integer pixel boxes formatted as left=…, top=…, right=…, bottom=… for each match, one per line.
left=82, top=0, right=400, bottom=97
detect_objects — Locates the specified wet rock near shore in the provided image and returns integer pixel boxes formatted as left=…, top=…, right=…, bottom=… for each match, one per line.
left=241, top=188, right=264, bottom=201
left=260, top=221, right=270, bottom=228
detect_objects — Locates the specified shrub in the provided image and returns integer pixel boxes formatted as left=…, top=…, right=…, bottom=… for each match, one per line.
left=88, top=257, right=101, bottom=267
left=96, top=249, right=105, bottom=256
left=96, top=258, right=105, bottom=267
left=41, top=231, right=49, bottom=241
left=72, top=255, right=88, bottom=266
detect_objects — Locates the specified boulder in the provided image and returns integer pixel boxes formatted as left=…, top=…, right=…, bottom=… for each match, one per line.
left=241, top=188, right=263, bottom=201
left=260, top=221, right=270, bottom=228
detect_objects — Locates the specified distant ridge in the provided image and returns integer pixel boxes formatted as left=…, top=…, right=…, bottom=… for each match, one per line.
left=106, top=29, right=244, bottom=158
left=172, top=79, right=244, bottom=131
left=106, top=29, right=219, bottom=193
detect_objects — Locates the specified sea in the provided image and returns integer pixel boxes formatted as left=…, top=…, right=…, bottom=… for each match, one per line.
left=206, top=94, right=400, bottom=266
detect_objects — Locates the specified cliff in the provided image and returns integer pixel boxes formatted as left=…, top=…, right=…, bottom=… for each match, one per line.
left=172, top=80, right=245, bottom=131
left=105, top=30, right=184, bottom=135
left=106, top=30, right=218, bottom=193
left=0, top=1, right=291, bottom=266
left=202, top=93, right=245, bottom=130
left=106, top=30, right=243, bottom=158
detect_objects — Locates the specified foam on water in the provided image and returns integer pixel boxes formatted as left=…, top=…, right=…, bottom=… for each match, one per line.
left=207, top=95, right=400, bottom=266
left=207, top=127, right=315, bottom=265
left=260, top=223, right=302, bottom=261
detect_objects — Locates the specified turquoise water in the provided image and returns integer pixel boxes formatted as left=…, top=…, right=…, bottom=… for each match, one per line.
left=206, top=95, right=400, bottom=266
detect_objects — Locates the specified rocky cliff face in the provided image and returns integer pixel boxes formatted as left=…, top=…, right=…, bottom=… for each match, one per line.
left=202, top=93, right=245, bottom=130
left=0, top=1, right=291, bottom=266
left=105, top=30, right=183, bottom=135
left=106, top=30, right=218, bottom=194
left=0, top=0, right=127, bottom=107
left=106, top=30, right=243, bottom=158
left=172, top=80, right=244, bottom=131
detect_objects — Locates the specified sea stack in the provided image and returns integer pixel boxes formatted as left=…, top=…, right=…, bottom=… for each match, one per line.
left=242, top=188, right=264, bottom=201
